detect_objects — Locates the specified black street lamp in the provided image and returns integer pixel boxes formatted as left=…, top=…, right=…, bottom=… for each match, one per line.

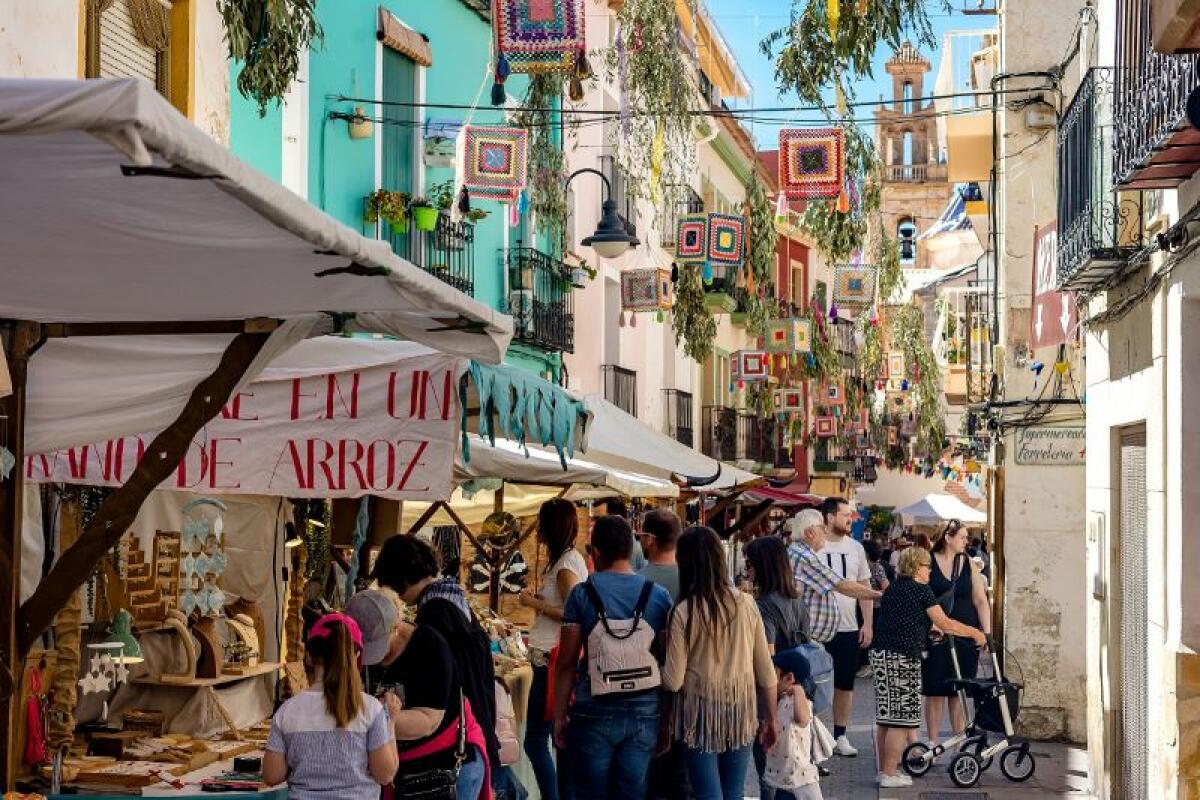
left=565, top=168, right=640, bottom=259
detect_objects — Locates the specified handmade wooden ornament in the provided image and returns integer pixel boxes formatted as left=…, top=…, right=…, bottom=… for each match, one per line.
left=492, top=0, right=586, bottom=78
left=179, top=499, right=227, bottom=618
left=706, top=213, right=745, bottom=269
left=814, top=416, right=837, bottom=438
left=833, top=265, right=878, bottom=314
left=732, top=350, right=770, bottom=382
left=779, top=128, right=845, bottom=200
left=463, top=126, right=529, bottom=203
left=620, top=268, right=673, bottom=314
left=675, top=214, right=708, bottom=264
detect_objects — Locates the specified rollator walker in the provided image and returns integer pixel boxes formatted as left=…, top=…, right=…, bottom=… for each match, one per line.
left=901, top=635, right=1037, bottom=788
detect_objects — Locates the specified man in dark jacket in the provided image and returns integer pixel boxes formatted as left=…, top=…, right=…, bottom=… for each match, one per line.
left=373, top=535, right=501, bottom=774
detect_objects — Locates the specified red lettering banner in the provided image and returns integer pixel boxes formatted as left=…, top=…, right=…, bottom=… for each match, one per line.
left=26, top=356, right=459, bottom=500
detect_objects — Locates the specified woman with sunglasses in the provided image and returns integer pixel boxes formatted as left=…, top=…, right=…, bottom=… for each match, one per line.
left=920, top=520, right=992, bottom=750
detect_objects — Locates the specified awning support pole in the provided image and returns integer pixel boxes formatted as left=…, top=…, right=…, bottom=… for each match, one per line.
left=15, top=332, right=270, bottom=656
left=0, top=322, right=40, bottom=789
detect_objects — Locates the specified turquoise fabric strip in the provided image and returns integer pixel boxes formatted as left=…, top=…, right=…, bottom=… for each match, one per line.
left=462, top=362, right=586, bottom=469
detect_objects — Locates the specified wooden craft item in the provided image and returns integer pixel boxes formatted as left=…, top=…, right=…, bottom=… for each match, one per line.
left=152, top=530, right=183, bottom=612
left=192, top=617, right=221, bottom=680
left=223, top=615, right=261, bottom=673
left=122, top=708, right=165, bottom=736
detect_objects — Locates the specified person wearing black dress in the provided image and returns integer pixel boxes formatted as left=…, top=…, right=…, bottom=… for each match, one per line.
left=920, top=521, right=992, bottom=748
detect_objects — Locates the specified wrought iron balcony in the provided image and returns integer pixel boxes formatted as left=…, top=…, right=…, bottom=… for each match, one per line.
left=1057, top=67, right=1145, bottom=291
left=660, top=185, right=705, bottom=248
left=365, top=200, right=475, bottom=296
left=701, top=405, right=738, bottom=461
left=663, top=389, right=694, bottom=447
left=1114, top=0, right=1200, bottom=189
left=812, top=439, right=855, bottom=474
left=601, top=364, right=638, bottom=417
left=506, top=247, right=575, bottom=353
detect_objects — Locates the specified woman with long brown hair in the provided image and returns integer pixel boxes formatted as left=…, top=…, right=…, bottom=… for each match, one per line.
left=264, top=613, right=398, bottom=798
left=518, top=497, right=586, bottom=800
left=920, top=520, right=992, bottom=749
left=663, top=526, right=778, bottom=800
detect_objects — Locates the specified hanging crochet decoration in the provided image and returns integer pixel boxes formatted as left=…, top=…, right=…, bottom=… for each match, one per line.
left=814, top=416, right=838, bottom=438
left=779, top=127, right=845, bottom=200
left=675, top=213, right=708, bottom=264
left=764, top=317, right=813, bottom=354
left=821, top=380, right=845, bottom=408
left=462, top=125, right=529, bottom=203
left=774, top=387, right=805, bottom=413
left=491, top=0, right=589, bottom=103
left=732, top=350, right=770, bottom=383
left=620, top=268, right=674, bottom=313
left=886, top=351, right=906, bottom=381
left=706, top=213, right=745, bottom=269
left=832, top=264, right=878, bottom=315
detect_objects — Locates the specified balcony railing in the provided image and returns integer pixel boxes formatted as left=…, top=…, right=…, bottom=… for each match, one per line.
left=830, top=318, right=859, bottom=369
left=660, top=185, right=705, bottom=248
left=884, top=164, right=947, bottom=183
left=701, top=405, right=738, bottom=461
left=965, top=290, right=993, bottom=405
left=1057, top=67, right=1145, bottom=291
left=601, top=365, right=638, bottom=417
left=506, top=247, right=575, bottom=353
left=663, top=389, right=694, bottom=447
left=1114, top=0, right=1200, bottom=189
left=813, top=439, right=855, bottom=474
left=365, top=201, right=475, bottom=296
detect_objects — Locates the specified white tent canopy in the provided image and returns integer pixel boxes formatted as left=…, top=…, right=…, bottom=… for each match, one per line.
left=580, top=396, right=760, bottom=491
left=0, top=78, right=511, bottom=363
left=894, top=493, right=987, bottom=525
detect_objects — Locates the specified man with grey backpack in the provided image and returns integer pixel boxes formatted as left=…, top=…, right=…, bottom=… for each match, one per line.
left=552, top=515, right=673, bottom=800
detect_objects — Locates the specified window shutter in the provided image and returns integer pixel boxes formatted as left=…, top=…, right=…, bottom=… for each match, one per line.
left=94, top=0, right=172, bottom=97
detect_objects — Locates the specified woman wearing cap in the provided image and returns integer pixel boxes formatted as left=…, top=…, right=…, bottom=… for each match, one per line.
left=346, top=588, right=491, bottom=800
left=263, top=613, right=398, bottom=799
left=518, top=498, right=586, bottom=800
left=869, top=547, right=987, bottom=789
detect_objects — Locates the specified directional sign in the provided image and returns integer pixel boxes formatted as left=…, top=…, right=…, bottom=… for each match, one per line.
left=1031, top=222, right=1077, bottom=350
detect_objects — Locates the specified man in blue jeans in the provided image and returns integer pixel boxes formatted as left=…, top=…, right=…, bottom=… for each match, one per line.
left=552, top=515, right=673, bottom=800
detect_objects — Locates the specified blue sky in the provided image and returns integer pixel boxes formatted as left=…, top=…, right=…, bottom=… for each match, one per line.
left=702, top=0, right=999, bottom=147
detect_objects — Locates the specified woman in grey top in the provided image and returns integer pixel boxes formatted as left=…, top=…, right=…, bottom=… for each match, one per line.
left=744, top=536, right=812, bottom=800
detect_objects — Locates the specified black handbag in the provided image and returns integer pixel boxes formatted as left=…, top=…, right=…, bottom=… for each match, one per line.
left=394, top=692, right=468, bottom=800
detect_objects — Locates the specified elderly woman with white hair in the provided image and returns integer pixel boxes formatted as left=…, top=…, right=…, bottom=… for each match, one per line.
left=785, top=508, right=881, bottom=647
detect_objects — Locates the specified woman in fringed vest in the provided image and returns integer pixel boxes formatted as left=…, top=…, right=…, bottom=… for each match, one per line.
left=662, top=527, right=780, bottom=800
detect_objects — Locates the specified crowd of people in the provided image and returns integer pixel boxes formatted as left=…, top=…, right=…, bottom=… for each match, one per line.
left=261, top=497, right=992, bottom=800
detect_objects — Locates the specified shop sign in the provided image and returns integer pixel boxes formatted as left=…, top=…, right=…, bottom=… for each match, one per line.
left=1031, top=221, right=1077, bottom=349
left=25, top=356, right=460, bottom=500
left=1013, top=425, right=1085, bottom=465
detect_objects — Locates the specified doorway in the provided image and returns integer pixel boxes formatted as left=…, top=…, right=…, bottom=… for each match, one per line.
left=1114, top=424, right=1147, bottom=800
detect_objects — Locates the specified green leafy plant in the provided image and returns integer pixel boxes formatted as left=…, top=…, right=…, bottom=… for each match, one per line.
left=797, top=122, right=880, bottom=263
left=408, top=196, right=432, bottom=209
left=512, top=74, right=568, bottom=250
left=363, top=189, right=409, bottom=228
left=761, top=0, right=943, bottom=111
left=890, top=304, right=947, bottom=461
left=605, top=0, right=698, bottom=218
left=220, top=0, right=323, bottom=116
left=877, top=232, right=905, bottom=301
left=465, top=208, right=490, bottom=223
left=429, top=180, right=456, bottom=211
left=672, top=263, right=717, bottom=362
left=742, top=172, right=778, bottom=340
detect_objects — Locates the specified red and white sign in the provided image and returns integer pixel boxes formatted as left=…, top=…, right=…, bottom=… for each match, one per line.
left=1031, top=222, right=1077, bottom=349
left=25, top=356, right=460, bottom=500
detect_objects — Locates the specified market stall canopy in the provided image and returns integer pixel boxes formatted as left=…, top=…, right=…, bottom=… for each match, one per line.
left=579, top=396, right=760, bottom=490
left=0, top=78, right=511, bottom=363
left=742, top=486, right=823, bottom=508
left=456, top=437, right=678, bottom=498
left=893, top=493, right=986, bottom=525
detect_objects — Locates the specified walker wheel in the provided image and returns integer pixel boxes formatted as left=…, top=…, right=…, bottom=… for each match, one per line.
left=1000, top=745, right=1036, bottom=782
left=965, top=735, right=993, bottom=771
left=949, top=751, right=982, bottom=788
left=902, top=741, right=932, bottom=777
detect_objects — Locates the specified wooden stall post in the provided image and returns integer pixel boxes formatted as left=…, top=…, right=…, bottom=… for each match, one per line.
left=0, top=322, right=38, bottom=789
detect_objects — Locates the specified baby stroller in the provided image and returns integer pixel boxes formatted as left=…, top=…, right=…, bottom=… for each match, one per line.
left=901, top=635, right=1036, bottom=788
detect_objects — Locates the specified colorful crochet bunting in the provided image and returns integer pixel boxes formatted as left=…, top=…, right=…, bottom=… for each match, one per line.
left=779, top=128, right=845, bottom=200
left=675, top=214, right=708, bottom=264
left=733, top=350, right=770, bottom=382
left=463, top=126, right=528, bottom=203
left=492, top=0, right=586, bottom=74
left=707, top=213, right=745, bottom=267
left=620, top=268, right=673, bottom=312
left=832, top=265, right=878, bottom=314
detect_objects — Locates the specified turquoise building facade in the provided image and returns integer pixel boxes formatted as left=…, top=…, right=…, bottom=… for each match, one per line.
left=228, top=0, right=561, bottom=379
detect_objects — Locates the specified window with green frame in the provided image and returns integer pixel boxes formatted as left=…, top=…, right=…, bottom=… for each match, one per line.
left=382, top=48, right=416, bottom=195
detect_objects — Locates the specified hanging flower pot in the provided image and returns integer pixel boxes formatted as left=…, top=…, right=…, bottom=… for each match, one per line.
left=570, top=267, right=589, bottom=288
left=412, top=205, right=439, bottom=232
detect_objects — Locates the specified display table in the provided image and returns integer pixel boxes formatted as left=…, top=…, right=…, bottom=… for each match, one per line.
left=49, top=755, right=286, bottom=798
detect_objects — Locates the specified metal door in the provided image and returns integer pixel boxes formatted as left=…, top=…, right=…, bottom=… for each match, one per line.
left=1117, top=426, right=1147, bottom=800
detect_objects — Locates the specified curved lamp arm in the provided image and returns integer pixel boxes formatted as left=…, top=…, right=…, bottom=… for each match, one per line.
left=564, top=168, right=612, bottom=200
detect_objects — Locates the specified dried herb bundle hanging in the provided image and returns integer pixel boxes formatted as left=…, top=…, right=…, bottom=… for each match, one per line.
left=221, top=0, right=323, bottom=116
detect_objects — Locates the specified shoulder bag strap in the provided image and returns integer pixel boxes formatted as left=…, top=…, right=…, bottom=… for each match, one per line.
left=582, top=579, right=606, bottom=621
left=454, top=690, right=467, bottom=765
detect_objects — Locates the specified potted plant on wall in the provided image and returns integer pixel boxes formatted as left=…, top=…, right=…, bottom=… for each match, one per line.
left=564, top=252, right=596, bottom=288
left=364, top=189, right=409, bottom=234
left=409, top=196, right=439, bottom=232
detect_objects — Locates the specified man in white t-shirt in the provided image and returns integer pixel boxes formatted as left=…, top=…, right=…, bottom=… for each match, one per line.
left=819, top=496, right=873, bottom=758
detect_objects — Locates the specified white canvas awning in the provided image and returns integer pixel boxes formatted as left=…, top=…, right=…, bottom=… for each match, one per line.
left=0, top=78, right=511, bottom=363
left=580, top=396, right=760, bottom=491
left=894, top=493, right=987, bottom=525
left=456, top=436, right=679, bottom=498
